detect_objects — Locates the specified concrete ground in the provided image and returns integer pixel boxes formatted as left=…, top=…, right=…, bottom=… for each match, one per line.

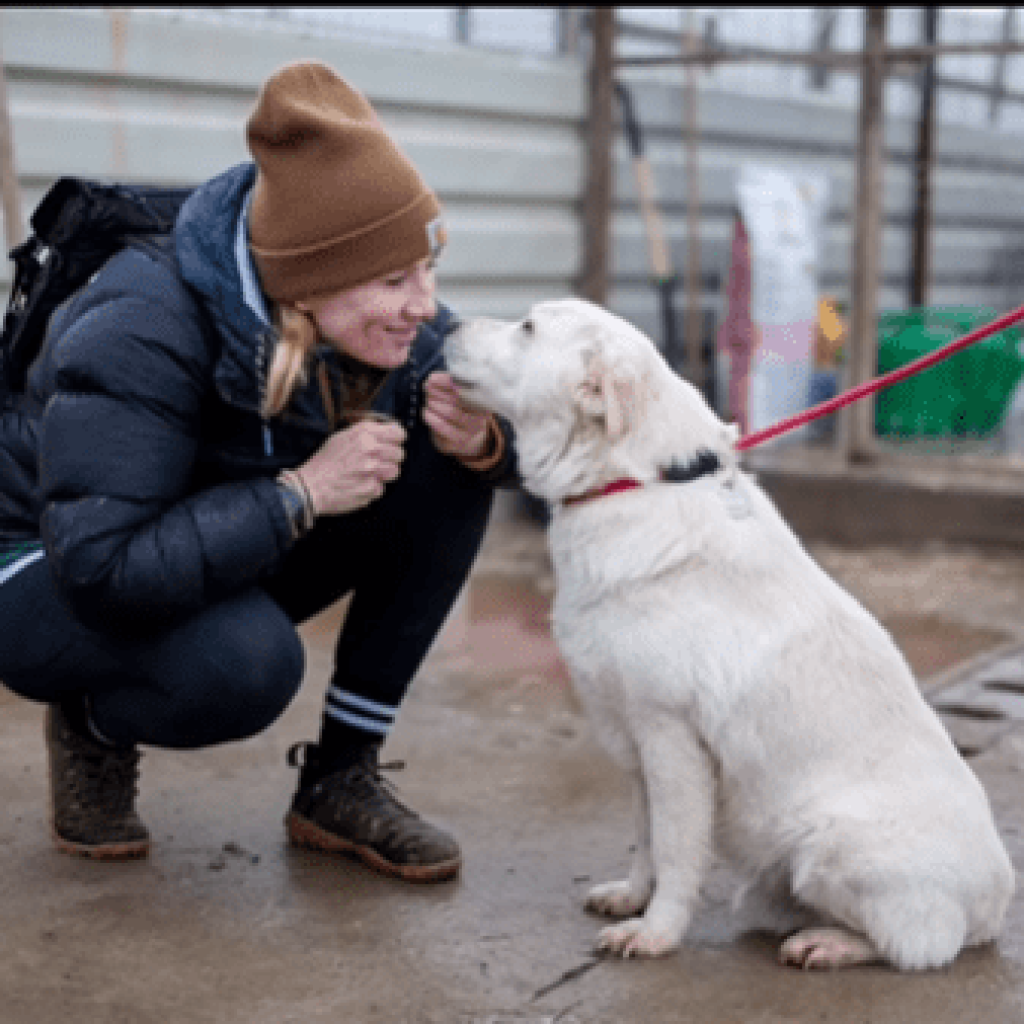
left=3, top=513, right=1024, bottom=1024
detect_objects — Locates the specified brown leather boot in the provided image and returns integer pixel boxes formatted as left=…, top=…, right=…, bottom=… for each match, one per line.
left=46, top=704, right=150, bottom=860
left=285, top=742, right=461, bottom=883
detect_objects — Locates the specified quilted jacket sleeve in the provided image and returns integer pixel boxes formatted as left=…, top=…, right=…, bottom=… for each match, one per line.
left=37, top=248, right=294, bottom=637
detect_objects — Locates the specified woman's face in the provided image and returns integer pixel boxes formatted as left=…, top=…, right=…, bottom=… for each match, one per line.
left=297, top=258, right=437, bottom=370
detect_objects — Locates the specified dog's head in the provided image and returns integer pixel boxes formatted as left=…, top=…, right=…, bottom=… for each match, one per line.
left=445, top=298, right=737, bottom=503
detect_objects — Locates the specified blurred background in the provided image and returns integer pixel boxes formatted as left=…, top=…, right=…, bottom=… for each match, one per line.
left=2, top=6, right=1024, bottom=545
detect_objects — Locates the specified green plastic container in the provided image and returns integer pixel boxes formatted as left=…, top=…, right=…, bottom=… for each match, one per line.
left=874, top=306, right=1024, bottom=437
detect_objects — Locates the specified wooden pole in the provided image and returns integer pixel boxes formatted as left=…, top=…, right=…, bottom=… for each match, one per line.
left=580, top=6, right=614, bottom=306
left=841, top=6, right=887, bottom=465
left=0, top=20, right=23, bottom=253
left=684, top=11, right=703, bottom=394
left=909, top=6, right=937, bottom=309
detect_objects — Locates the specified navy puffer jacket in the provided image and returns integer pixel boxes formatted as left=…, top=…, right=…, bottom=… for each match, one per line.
left=0, top=162, right=514, bottom=636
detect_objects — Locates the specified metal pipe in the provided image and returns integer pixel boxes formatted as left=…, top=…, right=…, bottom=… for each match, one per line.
left=683, top=13, right=703, bottom=396
left=614, top=40, right=1024, bottom=70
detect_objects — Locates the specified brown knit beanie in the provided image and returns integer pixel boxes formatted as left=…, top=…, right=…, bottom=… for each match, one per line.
left=246, top=60, right=446, bottom=302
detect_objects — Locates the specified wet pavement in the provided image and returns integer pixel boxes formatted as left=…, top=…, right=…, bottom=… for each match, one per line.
left=2, top=516, right=1024, bottom=1023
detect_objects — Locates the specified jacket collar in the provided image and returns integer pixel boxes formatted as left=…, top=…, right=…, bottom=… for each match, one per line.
left=175, top=162, right=275, bottom=415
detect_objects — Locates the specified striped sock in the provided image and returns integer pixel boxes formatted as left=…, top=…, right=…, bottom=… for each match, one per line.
left=317, top=686, right=398, bottom=766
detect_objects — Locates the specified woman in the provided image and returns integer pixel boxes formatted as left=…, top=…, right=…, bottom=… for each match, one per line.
left=0, top=60, right=516, bottom=882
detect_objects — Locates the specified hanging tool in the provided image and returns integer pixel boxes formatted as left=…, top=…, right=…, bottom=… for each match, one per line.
left=614, top=81, right=681, bottom=371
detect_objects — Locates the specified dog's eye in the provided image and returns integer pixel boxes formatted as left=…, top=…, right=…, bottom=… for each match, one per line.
left=521, top=319, right=535, bottom=335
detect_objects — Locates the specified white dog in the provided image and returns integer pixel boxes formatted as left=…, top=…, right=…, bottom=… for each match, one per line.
left=444, top=298, right=1015, bottom=971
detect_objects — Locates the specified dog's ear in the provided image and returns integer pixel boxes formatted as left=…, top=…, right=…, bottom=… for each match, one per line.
left=574, top=351, right=639, bottom=441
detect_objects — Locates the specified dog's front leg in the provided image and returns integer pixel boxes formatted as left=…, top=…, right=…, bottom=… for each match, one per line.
left=596, top=727, right=714, bottom=958
left=586, top=770, right=654, bottom=917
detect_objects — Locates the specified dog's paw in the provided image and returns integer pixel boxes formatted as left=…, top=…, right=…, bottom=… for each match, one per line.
left=586, top=880, right=650, bottom=918
left=595, top=918, right=679, bottom=959
left=779, top=927, right=880, bottom=970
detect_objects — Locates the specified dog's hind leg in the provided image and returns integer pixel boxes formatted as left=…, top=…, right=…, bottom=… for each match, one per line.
left=596, top=727, right=714, bottom=958
left=779, top=926, right=881, bottom=969
left=857, top=888, right=970, bottom=970
left=780, top=890, right=970, bottom=971
left=788, top=853, right=978, bottom=970
left=587, top=770, right=655, bottom=918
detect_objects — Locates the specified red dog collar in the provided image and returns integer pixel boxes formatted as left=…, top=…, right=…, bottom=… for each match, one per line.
left=560, top=451, right=723, bottom=509
left=561, top=478, right=643, bottom=508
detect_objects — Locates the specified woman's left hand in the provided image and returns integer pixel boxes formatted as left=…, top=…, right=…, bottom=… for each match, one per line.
left=423, top=372, right=490, bottom=460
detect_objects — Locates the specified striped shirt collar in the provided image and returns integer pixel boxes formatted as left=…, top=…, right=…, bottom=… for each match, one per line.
left=234, top=189, right=272, bottom=327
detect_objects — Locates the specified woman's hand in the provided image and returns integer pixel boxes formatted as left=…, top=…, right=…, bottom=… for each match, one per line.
left=297, top=419, right=406, bottom=516
left=423, top=371, right=490, bottom=460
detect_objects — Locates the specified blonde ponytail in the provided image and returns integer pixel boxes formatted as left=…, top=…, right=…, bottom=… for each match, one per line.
left=262, top=305, right=319, bottom=418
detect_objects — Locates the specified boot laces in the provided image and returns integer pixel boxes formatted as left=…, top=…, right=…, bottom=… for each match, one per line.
left=288, top=741, right=414, bottom=819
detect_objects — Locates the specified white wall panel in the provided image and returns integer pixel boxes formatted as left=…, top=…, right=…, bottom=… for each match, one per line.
left=2, top=6, right=1024, bottom=359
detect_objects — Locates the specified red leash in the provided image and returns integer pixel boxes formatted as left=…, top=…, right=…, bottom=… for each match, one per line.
left=735, top=304, right=1024, bottom=452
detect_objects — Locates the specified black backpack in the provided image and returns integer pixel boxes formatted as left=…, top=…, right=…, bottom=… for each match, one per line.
left=0, top=176, right=194, bottom=406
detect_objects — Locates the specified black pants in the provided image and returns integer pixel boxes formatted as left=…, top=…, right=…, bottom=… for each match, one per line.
left=0, top=421, right=493, bottom=750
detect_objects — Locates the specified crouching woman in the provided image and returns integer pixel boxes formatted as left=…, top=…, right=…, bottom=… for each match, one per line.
left=0, top=60, right=516, bottom=881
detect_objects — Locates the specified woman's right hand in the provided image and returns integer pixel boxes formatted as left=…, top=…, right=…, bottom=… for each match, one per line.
left=296, top=419, right=406, bottom=516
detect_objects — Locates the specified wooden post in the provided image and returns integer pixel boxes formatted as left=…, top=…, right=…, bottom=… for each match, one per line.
left=909, top=6, right=937, bottom=309
left=683, top=12, right=704, bottom=393
left=580, top=7, right=615, bottom=307
left=0, top=19, right=23, bottom=253
left=841, top=6, right=887, bottom=465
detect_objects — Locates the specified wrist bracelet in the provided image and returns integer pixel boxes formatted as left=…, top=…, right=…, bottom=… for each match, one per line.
left=276, top=480, right=304, bottom=540
left=295, top=472, right=317, bottom=530
left=283, top=469, right=317, bottom=532
left=277, top=470, right=317, bottom=538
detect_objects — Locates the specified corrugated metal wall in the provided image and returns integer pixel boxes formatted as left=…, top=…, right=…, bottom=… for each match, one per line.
left=0, top=6, right=584, bottom=321
left=612, top=70, right=1024, bottom=349
left=2, top=7, right=1024, bottom=373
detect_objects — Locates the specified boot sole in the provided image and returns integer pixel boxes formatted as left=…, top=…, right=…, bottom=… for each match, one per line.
left=52, top=828, right=151, bottom=861
left=285, top=811, right=461, bottom=883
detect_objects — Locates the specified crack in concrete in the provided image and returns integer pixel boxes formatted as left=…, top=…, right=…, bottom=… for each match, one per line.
left=529, top=957, right=601, bottom=1002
